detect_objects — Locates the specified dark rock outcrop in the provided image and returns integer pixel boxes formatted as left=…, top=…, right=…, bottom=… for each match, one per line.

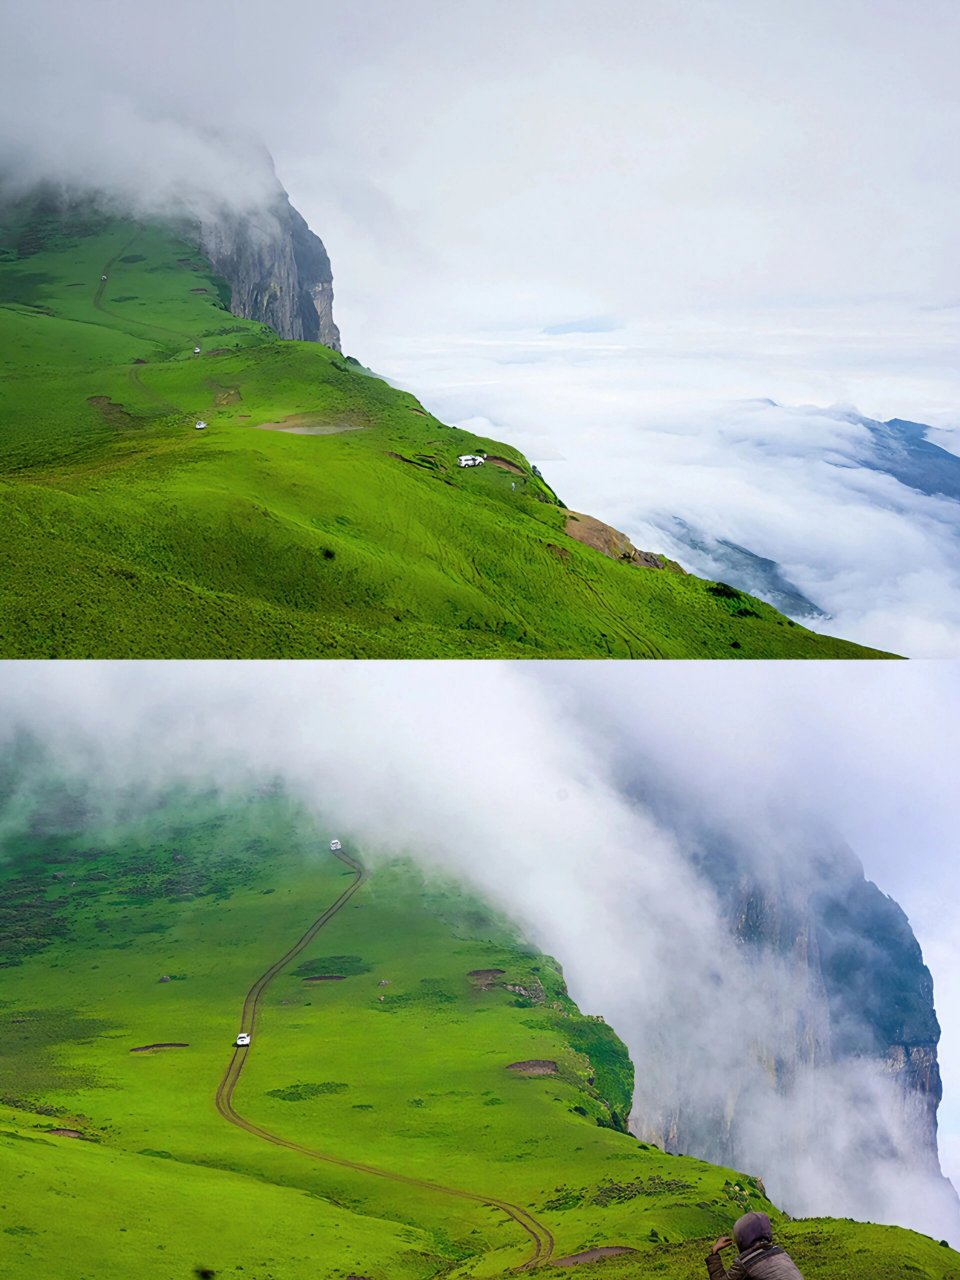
left=196, top=190, right=340, bottom=350
left=644, top=831, right=947, bottom=1178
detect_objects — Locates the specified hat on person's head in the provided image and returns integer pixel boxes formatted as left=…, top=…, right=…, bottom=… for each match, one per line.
left=733, top=1211, right=773, bottom=1252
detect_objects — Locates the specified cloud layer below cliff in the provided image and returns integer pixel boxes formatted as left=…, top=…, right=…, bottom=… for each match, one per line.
left=371, top=326, right=960, bottom=657
left=1, top=661, right=958, bottom=1240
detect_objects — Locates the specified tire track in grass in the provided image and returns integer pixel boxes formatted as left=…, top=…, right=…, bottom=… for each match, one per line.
left=215, top=844, right=555, bottom=1271
left=96, top=230, right=201, bottom=349
left=93, top=231, right=143, bottom=312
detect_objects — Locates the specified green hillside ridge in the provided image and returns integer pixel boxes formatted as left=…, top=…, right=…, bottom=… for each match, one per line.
left=1, top=783, right=955, bottom=1279
left=0, top=196, right=893, bottom=658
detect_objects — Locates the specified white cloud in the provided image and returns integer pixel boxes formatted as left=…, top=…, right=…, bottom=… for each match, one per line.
left=365, top=324, right=960, bottom=655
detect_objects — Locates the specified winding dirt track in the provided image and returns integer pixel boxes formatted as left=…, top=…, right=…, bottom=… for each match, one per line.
left=214, top=845, right=555, bottom=1271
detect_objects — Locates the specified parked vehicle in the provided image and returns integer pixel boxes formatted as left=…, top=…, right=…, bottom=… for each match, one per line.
left=458, top=454, right=485, bottom=468
left=235, top=1033, right=251, bottom=1047
left=330, top=839, right=342, bottom=852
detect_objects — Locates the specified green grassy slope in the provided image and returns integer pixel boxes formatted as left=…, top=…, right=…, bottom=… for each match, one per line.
left=1, top=785, right=954, bottom=1279
left=0, top=199, right=892, bottom=658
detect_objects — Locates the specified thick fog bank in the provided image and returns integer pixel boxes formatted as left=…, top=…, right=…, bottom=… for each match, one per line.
left=0, top=662, right=958, bottom=1241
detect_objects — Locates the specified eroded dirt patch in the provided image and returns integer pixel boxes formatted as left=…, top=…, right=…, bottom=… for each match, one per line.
left=130, top=1043, right=190, bottom=1053
left=255, top=416, right=365, bottom=436
left=302, top=975, right=346, bottom=983
left=565, top=512, right=668, bottom=570
left=468, top=969, right=505, bottom=989
left=87, top=395, right=143, bottom=433
left=553, top=1246, right=638, bottom=1266
left=387, top=451, right=435, bottom=470
left=486, top=456, right=525, bottom=476
left=47, top=1128, right=84, bottom=1138
left=506, top=1060, right=558, bottom=1076
left=206, top=380, right=242, bottom=406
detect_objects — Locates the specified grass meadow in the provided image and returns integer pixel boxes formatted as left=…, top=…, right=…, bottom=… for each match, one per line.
left=0, top=201, right=890, bottom=658
left=0, top=783, right=954, bottom=1278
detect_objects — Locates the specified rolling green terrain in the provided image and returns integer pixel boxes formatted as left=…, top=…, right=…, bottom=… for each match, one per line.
left=1, top=780, right=955, bottom=1279
left=0, top=196, right=892, bottom=658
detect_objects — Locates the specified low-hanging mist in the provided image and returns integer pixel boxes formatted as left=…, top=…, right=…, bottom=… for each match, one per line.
left=0, top=661, right=957, bottom=1242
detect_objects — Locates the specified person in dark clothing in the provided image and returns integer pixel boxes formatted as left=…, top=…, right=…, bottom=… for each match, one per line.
left=705, top=1211, right=804, bottom=1279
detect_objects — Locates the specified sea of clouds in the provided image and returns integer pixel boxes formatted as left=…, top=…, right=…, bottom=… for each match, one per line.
left=356, top=313, right=960, bottom=657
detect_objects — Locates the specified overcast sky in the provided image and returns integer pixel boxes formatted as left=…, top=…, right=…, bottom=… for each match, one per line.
left=3, top=0, right=960, bottom=651
left=5, top=0, right=959, bottom=328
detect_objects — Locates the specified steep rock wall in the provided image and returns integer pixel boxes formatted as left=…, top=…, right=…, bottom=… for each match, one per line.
left=642, top=837, right=945, bottom=1173
left=196, top=191, right=341, bottom=350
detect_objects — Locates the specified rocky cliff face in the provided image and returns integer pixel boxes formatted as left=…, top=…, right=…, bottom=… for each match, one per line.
left=644, top=834, right=946, bottom=1174
left=195, top=188, right=341, bottom=351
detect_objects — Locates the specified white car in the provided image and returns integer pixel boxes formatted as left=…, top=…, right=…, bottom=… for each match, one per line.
left=330, top=839, right=342, bottom=852
left=195, top=420, right=208, bottom=431
left=457, top=454, right=485, bottom=468
left=235, top=1033, right=251, bottom=1047
left=193, top=346, right=201, bottom=355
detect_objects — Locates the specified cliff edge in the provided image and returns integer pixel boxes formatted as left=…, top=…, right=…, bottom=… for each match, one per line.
left=197, top=187, right=340, bottom=350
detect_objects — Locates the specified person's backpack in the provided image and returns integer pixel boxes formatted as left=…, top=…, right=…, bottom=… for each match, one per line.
left=740, top=1245, right=786, bottom=1273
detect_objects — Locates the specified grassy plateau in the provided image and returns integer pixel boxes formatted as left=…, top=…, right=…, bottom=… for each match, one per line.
left=0, top=780, right=955, bottom=1279
left=0, top=195, right=893, bottom=658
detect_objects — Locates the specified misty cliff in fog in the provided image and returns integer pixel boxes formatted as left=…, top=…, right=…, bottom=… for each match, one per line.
left=195, top=187, right=341, bottom=351
left=639, top=829, right=946, bottom=1181
left=0, top=134, right=341, bottom=351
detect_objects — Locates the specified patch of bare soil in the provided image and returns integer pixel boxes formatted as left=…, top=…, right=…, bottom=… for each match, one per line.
left=565, top=512, right=667, bottom=570
left=255, top=416, right=364, bottom=436
left=87, top=395, right=141, bottom=433
left=130, top=1043, right=190, bottom=1053
left=190, top=288, right=210, bottom=294
left=302, top=975, right=346, bottom=983
left=486, top=456, right=525, bottom=476
left=547, top=543, right=571, bottom=562
left=387, top=451, right=434, bottom=470
left=47, top=1128, right=84, bottom=1138
left=206, top=380, right=242, bottom=406
left=468, top=969, right=505, bottom=989
left=177, top=258, right=202, bottom=271
left=553, top=1247, right=638, bottom=1267
left=506, top=1060, right=558, bottom=1076
left=204, top=348, right=232, bottom=357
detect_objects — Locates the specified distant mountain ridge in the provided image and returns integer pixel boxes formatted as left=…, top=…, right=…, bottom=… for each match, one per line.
left=659, top=409, right=960, bottom=623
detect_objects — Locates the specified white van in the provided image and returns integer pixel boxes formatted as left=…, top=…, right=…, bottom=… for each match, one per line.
left=457, top=455, right=485, bottom=468
left=330, top=839, right=342, bottom=852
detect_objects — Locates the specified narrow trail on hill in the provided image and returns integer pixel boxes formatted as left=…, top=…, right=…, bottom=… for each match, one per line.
left=93, top=231, right=143, bottom=313
left=95, top=231, right=202, bottom=352
left=214, top=844, right=555, bottom=1271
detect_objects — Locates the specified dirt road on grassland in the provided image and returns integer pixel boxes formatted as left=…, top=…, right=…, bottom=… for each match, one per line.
left=214, top=843, right=555, bottom=1271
